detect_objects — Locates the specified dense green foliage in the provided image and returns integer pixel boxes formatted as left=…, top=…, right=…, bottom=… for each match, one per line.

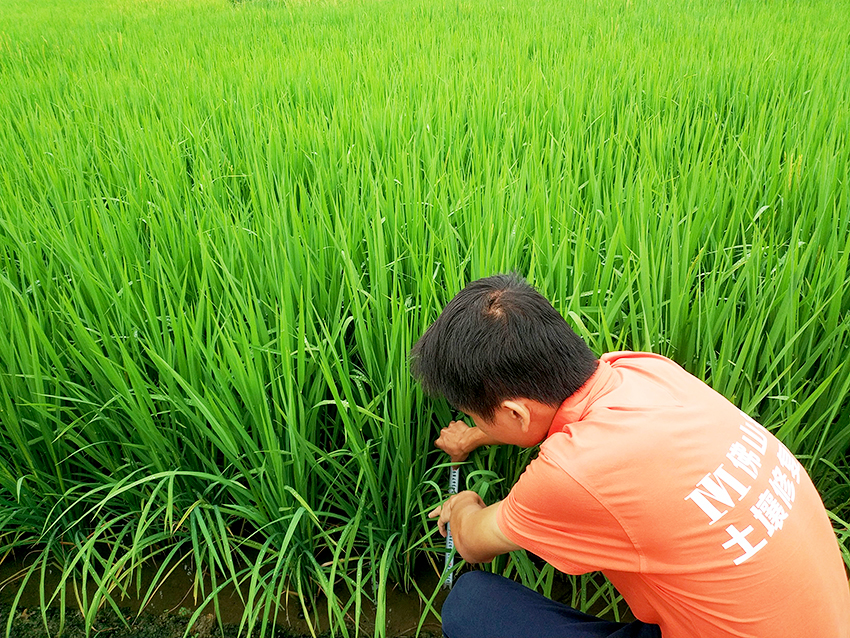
left=1, top=0, right=849, bottom=634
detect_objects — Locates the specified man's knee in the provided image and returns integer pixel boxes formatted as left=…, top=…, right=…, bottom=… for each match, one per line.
left=441, top=571, right=501, bottom=638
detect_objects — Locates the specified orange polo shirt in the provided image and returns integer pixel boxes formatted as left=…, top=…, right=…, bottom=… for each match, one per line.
left=497, top=352, right=850, bottom=638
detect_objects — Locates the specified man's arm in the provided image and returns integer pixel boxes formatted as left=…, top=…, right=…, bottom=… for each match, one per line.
left=429, top=491, right=521, bottom=563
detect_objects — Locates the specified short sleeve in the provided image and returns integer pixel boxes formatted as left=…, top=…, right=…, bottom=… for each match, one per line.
left=496, top=440, right=642, bottom=575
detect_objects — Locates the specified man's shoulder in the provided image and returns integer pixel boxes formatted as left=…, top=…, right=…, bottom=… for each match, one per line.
left=599, top=350, right=720, bottom=406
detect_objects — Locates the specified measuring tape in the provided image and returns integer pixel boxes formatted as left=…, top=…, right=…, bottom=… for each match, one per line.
left=444, top=466, right=460, bottom=589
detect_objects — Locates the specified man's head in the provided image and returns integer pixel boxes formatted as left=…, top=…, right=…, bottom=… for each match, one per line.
left=410, top=273, right=598, bottom=426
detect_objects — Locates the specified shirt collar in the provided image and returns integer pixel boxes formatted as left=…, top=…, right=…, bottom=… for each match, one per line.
left=546, top=360, right=615, bottom=438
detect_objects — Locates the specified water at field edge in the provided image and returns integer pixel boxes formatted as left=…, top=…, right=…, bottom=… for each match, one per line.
left=0, top=555, right=447, bottom=637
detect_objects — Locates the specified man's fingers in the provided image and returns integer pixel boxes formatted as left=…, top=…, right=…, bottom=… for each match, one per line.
left=435, top=435, right=469, bottom=463
left=430, top=499, right=451, bottom=536
left=437, top=511, right=448, bottom=537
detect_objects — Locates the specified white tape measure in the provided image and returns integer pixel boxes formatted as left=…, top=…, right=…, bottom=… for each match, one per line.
left=444, top=466, right=460, bottom=589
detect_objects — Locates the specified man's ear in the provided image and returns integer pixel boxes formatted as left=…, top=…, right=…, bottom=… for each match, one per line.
left=500, top=399, right=532, bottom=433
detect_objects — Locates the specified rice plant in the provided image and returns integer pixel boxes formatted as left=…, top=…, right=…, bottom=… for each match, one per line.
left=0, top=0, right=848, bottom=635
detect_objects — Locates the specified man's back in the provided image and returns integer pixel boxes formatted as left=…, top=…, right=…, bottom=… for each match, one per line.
left=498, top=352, right=850, bottom=637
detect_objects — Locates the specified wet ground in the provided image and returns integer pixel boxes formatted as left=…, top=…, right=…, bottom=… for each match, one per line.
left=0, top=556, right=445, bottom=638
left=0, top=604, right=280, bottom=638
left=0, top=604, right=446, bottom=638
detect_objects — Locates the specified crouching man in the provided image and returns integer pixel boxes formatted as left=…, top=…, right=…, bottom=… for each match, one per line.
left=410, top=274, right=850, bottom=638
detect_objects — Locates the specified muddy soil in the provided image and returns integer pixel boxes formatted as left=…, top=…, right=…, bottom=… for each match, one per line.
left=0, top=556, right=444, bottom=638
left=0, top=602, right=445, bottom=638
left=0, top=604, right=280, bottom=638
left=0, top=603, right=440, bottom=638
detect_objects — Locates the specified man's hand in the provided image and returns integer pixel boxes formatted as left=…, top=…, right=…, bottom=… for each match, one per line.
left=435, top=420, right=500, bottom=463
left=428, top=491, right=521, bottom=563
left=429, top=490, right=485, bottom=537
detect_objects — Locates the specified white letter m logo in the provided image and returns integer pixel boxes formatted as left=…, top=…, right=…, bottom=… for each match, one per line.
left=684, top=464, right=751, bottom=524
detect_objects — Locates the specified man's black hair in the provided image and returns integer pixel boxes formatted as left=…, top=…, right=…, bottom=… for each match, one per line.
left=409, top=273, right=598, bottom=421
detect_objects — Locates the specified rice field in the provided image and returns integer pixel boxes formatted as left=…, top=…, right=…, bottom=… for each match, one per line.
left=0, top=0, right=849, bottom=635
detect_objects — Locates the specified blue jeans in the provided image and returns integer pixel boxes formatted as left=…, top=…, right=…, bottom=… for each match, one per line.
left=442, top=571, right=662, bottom=638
